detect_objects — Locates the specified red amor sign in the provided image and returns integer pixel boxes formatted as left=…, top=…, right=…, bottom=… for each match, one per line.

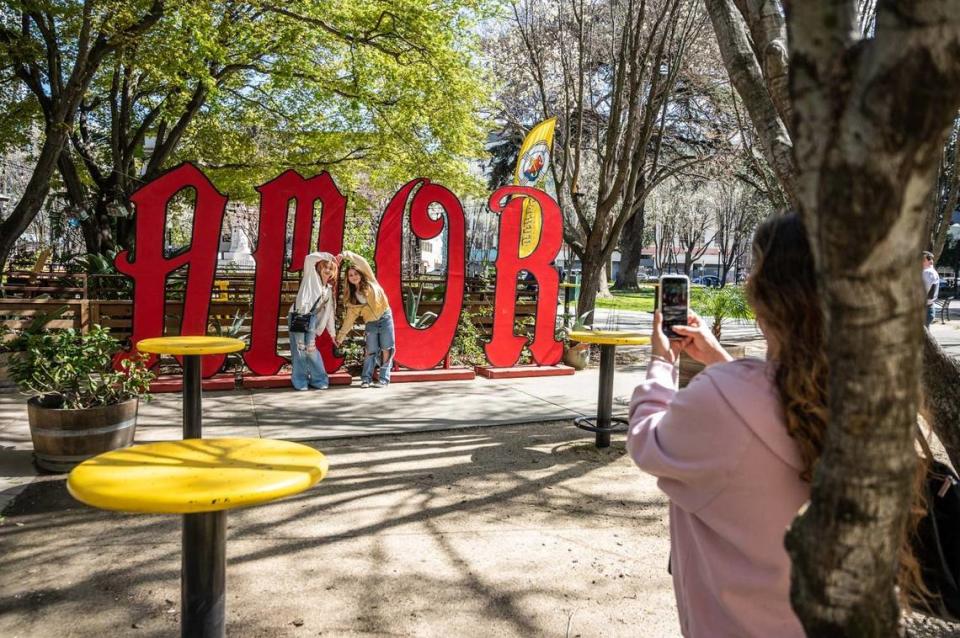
left=114, top=162, right=563, bottom=376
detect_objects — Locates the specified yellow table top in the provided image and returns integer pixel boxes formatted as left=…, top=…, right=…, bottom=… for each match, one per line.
left=567, top=329, right=651, bottom=346
left=67, top=438, right=328, bottom=514
left=559, top=282, right=577, bottom=288
left=137, top=336, right=246, bottom=356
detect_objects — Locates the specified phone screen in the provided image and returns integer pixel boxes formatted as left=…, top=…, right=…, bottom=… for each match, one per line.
left=661, top=278, right=688, bottom=339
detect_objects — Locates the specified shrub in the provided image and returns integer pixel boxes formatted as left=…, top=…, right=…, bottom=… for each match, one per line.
left=9, top=325, right=153, bottom=409
left=690, top=285, right=754, bottom=340
left=450, top=310, right=486, bottom=366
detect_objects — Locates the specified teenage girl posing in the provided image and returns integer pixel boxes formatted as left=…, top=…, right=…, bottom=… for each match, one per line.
left=335, top=251, right=395, bottom=388
left=288, top=252, right=338, bottom=390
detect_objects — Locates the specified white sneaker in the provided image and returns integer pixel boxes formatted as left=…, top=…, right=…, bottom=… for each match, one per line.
left=360, top=381, right=371, bottom=389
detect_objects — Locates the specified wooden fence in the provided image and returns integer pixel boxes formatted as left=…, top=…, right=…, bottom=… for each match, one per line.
left=1, top=271, right=541, bottom=345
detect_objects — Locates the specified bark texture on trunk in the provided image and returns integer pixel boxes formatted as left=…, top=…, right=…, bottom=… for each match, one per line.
left=921, top=330, right=960, bottom=470
left=0, top=125, right=67, bottom=270
left=614, top=207, right=645, bottom=290
left=706, top=1, right=960, bottom=633
left=576, top=257, right=603, bottom=320
left=782, top=3, right=960, bottom=635
left=706, top=0, right=797, bottom=203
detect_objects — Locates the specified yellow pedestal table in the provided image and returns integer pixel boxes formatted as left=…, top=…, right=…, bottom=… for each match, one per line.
left=567, top=330, right=651, bottom=448
left=68, top=438, right=328, bottom=638
left=137, top=336, right=245, bottom=439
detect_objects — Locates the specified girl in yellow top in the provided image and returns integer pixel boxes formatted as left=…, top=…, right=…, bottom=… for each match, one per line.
left=335, top=251, right=395, bottom=388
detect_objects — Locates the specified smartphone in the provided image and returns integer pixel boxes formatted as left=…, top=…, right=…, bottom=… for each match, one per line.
left=659, top=275, right=689, bottom=339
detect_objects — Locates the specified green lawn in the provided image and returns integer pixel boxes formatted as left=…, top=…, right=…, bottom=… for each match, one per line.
left=593, top=286, right=656, bottom=313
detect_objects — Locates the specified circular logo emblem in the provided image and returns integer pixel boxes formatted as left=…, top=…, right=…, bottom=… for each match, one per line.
left=519, top=141, right=550, bottom=186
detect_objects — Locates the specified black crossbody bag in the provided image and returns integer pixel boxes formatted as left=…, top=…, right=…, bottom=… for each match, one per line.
left=289, top=297, right=321, bottom=333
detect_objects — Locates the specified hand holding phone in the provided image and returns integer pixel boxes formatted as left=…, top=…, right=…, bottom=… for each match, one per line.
left=658, top=275, right=689, bottom=340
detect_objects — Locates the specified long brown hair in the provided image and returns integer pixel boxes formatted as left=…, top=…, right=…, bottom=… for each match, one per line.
left=343, top=266, right=369, bottom=306
left=746, top=213, right=928, bottom=606
left=746, top=213, right=827, bottom=481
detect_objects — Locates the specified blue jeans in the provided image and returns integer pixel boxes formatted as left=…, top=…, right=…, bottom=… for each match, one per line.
left=362, top=310, right=396, bottom=384
left=927, top=304, right=935, bottom=327
left=288, top=313, right=329, bottom=390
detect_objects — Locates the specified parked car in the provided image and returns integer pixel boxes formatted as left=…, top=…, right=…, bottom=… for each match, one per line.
left=693, top=275, right=721, bottom=287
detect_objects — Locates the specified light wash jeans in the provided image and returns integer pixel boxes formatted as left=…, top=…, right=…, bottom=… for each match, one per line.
left=288, top=313, right=329, bottom=390
left=362, top=309, right=396, bottom=384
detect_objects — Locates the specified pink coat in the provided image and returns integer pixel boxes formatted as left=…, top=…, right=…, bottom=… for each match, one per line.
left=627, top=358, right=808, bottom=638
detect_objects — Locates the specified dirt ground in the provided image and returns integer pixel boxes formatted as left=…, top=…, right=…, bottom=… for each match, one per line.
left=0, top=421, right=680, bottom=638
left=2, top=417, right=959, bottom=638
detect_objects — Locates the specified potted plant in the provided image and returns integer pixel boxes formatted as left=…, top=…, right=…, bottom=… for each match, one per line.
left=679, top=286, right=754, bottom=386
left=9, top=325, right=154, bottom=472
left=0, top=301, right=69, bottom=390
left=558, top=311, right=594, bottom=371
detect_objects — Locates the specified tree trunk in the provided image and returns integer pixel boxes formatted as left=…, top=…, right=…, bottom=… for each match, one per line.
left=785, top=241, right=921, bottom=635
left=81, top=203, right=118, bottom=256
left=705, top=1, right=960, bottom=632
left=597, top=262, right=613, bottom=299
left=0, top=125, right=69, bottom=272
left=705, top=0, right=798, bottom=205
left=921, top=330, right=960, bottom=470
left=576, top=254, right=604, bottom=320
left=614, top=207, right=646, bottom=290
left=782, top=3, right=960, bottom=631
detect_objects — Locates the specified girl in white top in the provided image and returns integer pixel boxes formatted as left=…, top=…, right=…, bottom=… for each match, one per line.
left=288, top=252, right=338, bottom=390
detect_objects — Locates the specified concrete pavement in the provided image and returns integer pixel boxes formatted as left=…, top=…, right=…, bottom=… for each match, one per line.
left=3, top=313, right=960, bottom=636
left=0, top=363, right=658, bottom=506
left=4, top=310, right=958, bottom=511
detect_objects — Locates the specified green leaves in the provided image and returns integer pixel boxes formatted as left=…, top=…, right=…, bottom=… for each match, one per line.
left=117, top=0, right=492, bottom=198
left=690, top=285, right=755, bottom=340
left=9, top=325, right=154, bottom=410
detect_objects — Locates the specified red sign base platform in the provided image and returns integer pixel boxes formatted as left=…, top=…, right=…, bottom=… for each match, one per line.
left=473, top=365, right=575, bottom=379
left=374, top=368, right=476, bottom=383
left=148, top=368, right=482, bottom=392
left=241, top=372, right=354, bottom=389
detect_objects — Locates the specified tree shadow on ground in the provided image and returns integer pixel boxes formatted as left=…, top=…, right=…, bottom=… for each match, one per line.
left=0, top=420, right=670, bottom=637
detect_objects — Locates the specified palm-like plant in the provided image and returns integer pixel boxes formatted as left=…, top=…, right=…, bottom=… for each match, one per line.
left=402, top=284, right=438, bottom=329
left=690, top=285, right=754, bottom=340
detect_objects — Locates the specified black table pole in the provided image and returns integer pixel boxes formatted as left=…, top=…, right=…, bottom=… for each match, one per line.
left=563, top=285, right=572, bottom=327
left=596, top=344, right=615, bottom=448
left=183, top=355, right=202, bottom=439
left=182, top=510, right=226, bottom=638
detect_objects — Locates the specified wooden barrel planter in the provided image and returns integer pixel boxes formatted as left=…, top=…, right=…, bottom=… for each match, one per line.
left=678, top=343, right=747, bottom=388
left=27, top=396, right=138, bottom=472
left=562, top=342, right=590, bottom=370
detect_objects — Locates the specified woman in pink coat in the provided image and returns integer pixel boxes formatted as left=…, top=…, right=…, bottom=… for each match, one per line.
left=628, top=214, right=826, bottom=637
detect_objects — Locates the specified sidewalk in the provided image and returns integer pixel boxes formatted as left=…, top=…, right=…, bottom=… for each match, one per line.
left=0, top=421, right=681, bottom=638
left=5, top=313, right=959, bottom=504
left=0, top=363, right=654, bottom=507
left=2, top=321, right=960, bottom=636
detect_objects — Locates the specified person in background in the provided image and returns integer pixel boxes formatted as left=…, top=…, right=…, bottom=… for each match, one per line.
left=288, top=252, right=338, bottom=391
left=923, top=250, right=940, bottom=327
left=554, top=261, right=566, bottom=283
left=626, top=213, right=926, bottom=637
left=336, top=251, right=395, bottom=388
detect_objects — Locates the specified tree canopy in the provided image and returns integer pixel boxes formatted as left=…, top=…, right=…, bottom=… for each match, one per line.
left=0, top=0, right=499, bottom=260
